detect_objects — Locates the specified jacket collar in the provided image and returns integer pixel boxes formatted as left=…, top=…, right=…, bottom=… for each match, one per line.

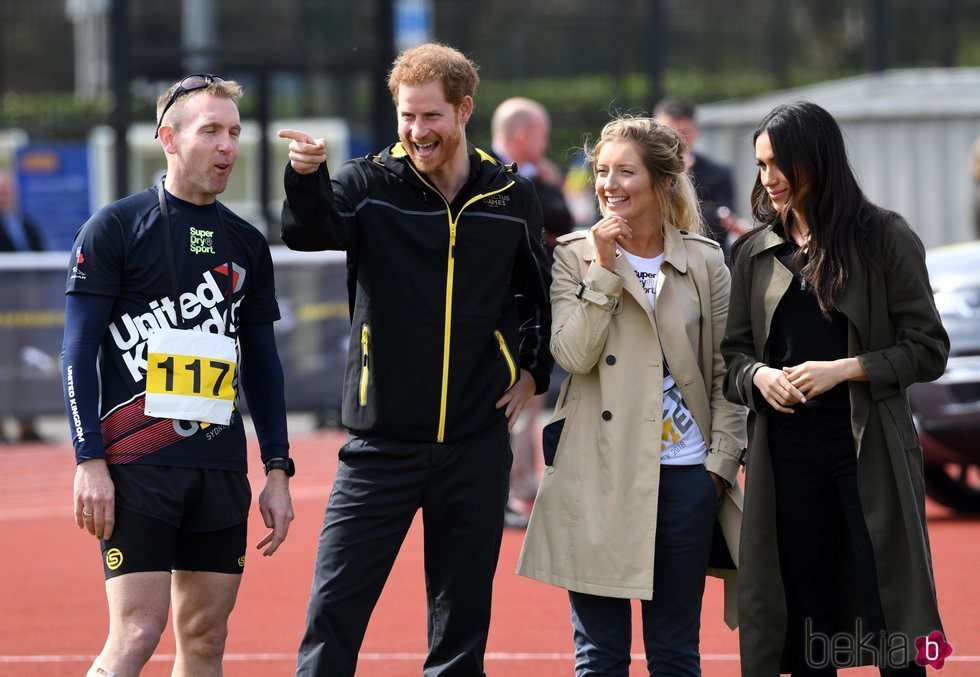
left=663, top=225, right=689, bottom=274
left=743, top=223, right=788, bottom=258
left=743, top=222, right=871, bottom=349
left=376, top=142, right=516, bottom=196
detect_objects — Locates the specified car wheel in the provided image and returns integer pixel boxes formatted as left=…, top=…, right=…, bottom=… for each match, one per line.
left=923, top=463, right=980, bottom=513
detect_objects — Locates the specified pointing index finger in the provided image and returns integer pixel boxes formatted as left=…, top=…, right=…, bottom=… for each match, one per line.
left=277, top=128, right=314, bottom=144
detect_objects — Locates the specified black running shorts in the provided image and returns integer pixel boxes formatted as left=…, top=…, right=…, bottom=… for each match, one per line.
left=100, top=464, right=251, bottom=579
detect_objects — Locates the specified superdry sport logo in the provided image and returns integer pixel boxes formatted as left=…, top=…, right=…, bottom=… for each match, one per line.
left=482, top=194, right=510, bottom=207
left=190, top=227, right=216, bottom=254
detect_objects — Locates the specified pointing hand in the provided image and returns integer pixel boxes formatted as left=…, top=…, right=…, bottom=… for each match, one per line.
left=278, top=129, right=327, bottom=175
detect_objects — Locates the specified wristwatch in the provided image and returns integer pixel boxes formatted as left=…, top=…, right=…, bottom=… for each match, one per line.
left=263, top=457, right=295, bottom=477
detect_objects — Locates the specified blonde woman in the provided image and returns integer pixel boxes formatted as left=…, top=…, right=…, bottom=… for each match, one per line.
left=518, top=117, right=744, bottom=676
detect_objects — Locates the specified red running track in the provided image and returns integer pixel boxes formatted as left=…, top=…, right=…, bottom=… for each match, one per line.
left=1, top=430, right=977, bottom=676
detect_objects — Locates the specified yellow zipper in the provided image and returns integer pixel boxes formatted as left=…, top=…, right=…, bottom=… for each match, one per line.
left=494, top=330, right=517, bottom=390
left=403, top=161, right=515, bottom=441
left=359, top=323, right=370, bottom=406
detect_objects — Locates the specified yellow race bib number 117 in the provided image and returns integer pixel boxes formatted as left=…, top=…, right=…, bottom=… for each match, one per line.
left=144, top=327, right=238, bottom=425
left=146, top=354, right=236, bottom=400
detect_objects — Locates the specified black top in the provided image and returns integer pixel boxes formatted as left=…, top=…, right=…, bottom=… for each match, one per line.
left=768, top=239, right=850, bottom=411
left=65, top=187, right=282, bottom=469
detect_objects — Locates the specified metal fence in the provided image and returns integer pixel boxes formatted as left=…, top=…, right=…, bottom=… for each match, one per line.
left=2, top=0, right=980, bottom=206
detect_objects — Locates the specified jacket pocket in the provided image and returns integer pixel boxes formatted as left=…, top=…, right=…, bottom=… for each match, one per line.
left=541, top=387, right=579, bottom=469
left=359, top=323, right=370, bottom=406
left=541, top=418, right=565, bottom=466
left=494, top=330, right=517, bottom=393
left=883, top=395, right=920, bottom=451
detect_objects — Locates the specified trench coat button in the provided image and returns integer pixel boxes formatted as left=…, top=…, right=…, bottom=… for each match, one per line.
left=605, top=355, right=616, bottom=365
left=601, top=410, right=612, bottom=421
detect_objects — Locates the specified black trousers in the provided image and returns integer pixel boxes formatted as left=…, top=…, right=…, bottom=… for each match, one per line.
left=768, top=409, right=924, bottom=677
left=295, top=421, right=511, bottom=677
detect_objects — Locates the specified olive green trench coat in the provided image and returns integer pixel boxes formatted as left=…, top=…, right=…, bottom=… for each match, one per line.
left=721, top=214, right=950, bottom=675
left=518, top=226, right=745, bottom=629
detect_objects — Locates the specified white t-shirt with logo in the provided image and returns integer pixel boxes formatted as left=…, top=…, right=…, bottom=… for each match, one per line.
left=621, top=249, right=708, bottom=466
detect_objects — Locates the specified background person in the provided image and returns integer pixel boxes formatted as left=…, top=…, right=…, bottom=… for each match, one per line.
left=518, top=116, right=744, bottom=676
left=722, top=100, right=948, bottom=676
left=0, top=169, right=44, bottom=252
left=278, top=42, right=553, bottom=676
left=654, top=97, right=749, bottom=259
left=491, top=97, right=574, bottom=252
left=62, top=74, right=294, bottom=677
left=490, top=96, right=573, bottom=528
left=0, top=168, right=46, bottom=443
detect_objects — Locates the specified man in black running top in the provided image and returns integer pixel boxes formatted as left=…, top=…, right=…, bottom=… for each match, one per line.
left=61, top=75, right=294, bottom=677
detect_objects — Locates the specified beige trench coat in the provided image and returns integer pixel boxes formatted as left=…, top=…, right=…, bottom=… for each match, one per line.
left=517, top=225, right=745, bottom=629
left=722, top=215, right=949, bottom=674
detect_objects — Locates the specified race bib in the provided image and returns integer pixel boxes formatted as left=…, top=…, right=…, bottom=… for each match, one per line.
left=144, top=327, right=237, bottom=425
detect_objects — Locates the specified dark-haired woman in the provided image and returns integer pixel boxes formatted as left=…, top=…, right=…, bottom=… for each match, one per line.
left=722, top=100, right=949, bottom=676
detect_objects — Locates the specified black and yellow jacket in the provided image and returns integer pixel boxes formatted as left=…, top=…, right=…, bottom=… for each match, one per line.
left=282, top=143, right=554, bottom=443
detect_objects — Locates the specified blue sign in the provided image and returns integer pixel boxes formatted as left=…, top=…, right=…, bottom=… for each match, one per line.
left=394, top=0, right=432, bottom=52
left=16, top=144, right=91, bottom=251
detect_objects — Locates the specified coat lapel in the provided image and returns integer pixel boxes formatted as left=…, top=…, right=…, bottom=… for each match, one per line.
left=654, top=227, right=695, bottom=372
left=750, top=228, right=793, bottom=359
left=661, top=225, right=689, bottom=276
left=837, top=253, right=871, bottom=348
left=838, top=254, right=873, bottom=452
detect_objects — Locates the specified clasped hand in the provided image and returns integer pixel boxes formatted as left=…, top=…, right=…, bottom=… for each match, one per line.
left=592, top=215, right=631, bottom=271
left=753, top=360, right=848, bottom=413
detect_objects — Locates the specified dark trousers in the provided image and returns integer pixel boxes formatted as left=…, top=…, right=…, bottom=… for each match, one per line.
left=295, top=422, right=511, bottom=677
left=768, top=410, right=924, bottom=677
left=568, top=464, right=719, bottom=676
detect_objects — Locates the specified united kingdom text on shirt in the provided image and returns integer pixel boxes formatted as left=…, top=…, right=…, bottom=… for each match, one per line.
left=66, top=188, right=280, bottom=470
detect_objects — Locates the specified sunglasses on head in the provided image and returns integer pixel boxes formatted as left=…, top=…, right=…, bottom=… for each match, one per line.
left=154, top=74, right=225, bottom=138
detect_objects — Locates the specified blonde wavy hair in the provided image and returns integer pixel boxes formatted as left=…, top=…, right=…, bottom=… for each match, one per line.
left=585, top=116, right=704, bottom=235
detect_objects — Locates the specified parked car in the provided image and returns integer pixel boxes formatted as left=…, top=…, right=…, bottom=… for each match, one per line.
left=908, top=240, right=980, bottom=513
